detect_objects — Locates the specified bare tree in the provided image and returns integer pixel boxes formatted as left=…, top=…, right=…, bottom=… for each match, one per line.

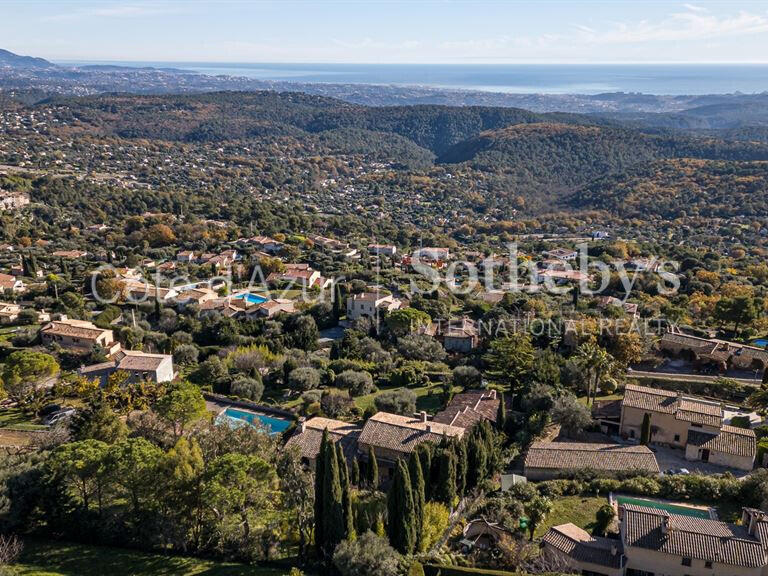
left=0, top=534, right=23, bottom=569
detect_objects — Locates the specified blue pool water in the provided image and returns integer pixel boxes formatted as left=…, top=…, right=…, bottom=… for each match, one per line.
left=234, top=293, right=268, bottom=305
left=753, top=339, right=768, bottom=348
left=218, top=407, right=292, bottom=435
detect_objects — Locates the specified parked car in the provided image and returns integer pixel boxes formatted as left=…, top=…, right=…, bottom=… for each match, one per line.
left=44, top=408, right=76, bottom=425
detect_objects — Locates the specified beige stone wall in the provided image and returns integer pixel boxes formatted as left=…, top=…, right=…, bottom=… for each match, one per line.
left=620, top=406, right=690, bottom=447
left=541, top=542, right=623, bottom=576
left=624, top=544, right=763, bottom=576
left=684, top=444, right=754, bottom=471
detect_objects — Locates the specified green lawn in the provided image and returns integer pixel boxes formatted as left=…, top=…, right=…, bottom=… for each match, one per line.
left=0, top=407, right=46, bottom=430
left=535, top=495, right=606, bottom=538
left=353, top=383, right=446, bottom=414
left=13, top=539, right=291, bottom=576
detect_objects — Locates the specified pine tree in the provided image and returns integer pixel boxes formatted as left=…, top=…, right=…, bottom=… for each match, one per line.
left=314, top=429, right=329, bottom=555
left=322, top=438, right=344, bottom=554
left=337, top=442, right=355, bottom=540
left=387, top=459, right=416, bottom=554
left=351, top=457, right=360, bottom=486
left=367, top=445, right=378, bottom=489
left=408, top=452, right=425, bottom=550
left=434, top=447, right=457, bottom=506
left=455, top=438, right=468, bottom=497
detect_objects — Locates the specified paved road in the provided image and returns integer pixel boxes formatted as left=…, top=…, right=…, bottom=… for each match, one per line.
left=627, top=369, right=761, bottom=388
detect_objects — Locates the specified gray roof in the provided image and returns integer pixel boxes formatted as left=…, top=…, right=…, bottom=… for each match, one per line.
left=687, top=425, right=756, bottom=459
left=525, top=442, right=660, bottom=475
left=542, top=523, right=624, bottom=569
left=622, top=504, right=767, bottom=568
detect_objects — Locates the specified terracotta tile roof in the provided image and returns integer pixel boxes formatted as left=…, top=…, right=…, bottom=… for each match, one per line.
left=116, top=351, right=170, bottom=372
left=623, top=384, right=678, bottom=414
left=623, top=384, right=723, bottom=427
left=41, top=319, right=110, bottom=340
left=687, top=426, right=756, bottom=459
left=676, top=398, right=724, bottom=427
left=622, top=504, right=767, bottom=568
left=542, top=523, right=624, bottom=569
left=284, top=417, right=361, bottom=461
left=358, top=412, right=464, bottom=457
left=433, top=389, right=499, bottom=429
left=524, top=442, right=659, bottom=475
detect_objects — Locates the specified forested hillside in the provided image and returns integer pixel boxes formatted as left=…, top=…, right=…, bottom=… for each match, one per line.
left=7, top=90, right=768, bottom=218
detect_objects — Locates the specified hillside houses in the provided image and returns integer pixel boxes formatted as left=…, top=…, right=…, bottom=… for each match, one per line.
left=0, top=189, right=29, bottom=211
left=41, top=317, right=121, bottom=356
left=79, top=350, right=175, bottom=385
left=346, top=291, right=402, bottom=320
left=660, top=330, right=768, bottom=373
left=267, top=263, right=330, bottom=289
left=0, top=301, right=21, bottom=324
left=0, top=272, right=25, bottom=293
left=619, top=384, right=757, bottom=471
left=524, top=442, right=660, bottom=480
left=545, top=505, right=768, bottom=576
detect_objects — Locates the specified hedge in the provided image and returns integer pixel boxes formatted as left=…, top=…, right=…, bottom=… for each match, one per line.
left=423, top=564, right=564, bottom=576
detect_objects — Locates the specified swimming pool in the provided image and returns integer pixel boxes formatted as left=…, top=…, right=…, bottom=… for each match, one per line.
left=234, top=293, right=268, bottom=305
left=217, top=407, right=292, bottom=435
left=753, top=339, right=768, bottom=349
left=615, top=495, right=713, bottom=519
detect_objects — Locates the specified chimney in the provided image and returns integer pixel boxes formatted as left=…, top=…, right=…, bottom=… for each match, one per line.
left=611, top=545, right=618, bottom=557
left=661, top=517, right=670, bottom=535
left=299, top=417, right=306, bottom=433
left=420, top=411, right=428, bottom=423
left=489, top=389, right=497, bottom=399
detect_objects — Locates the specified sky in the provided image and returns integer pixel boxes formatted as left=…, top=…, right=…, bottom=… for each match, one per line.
left=3, top=0, right=768, bottom=64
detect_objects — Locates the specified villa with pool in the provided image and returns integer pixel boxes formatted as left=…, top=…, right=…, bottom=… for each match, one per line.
left=206, top=396, right=294, bottom=436
left=199, top=291, right=295, bottom=319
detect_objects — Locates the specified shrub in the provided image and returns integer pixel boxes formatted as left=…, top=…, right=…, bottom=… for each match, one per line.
left=173, top=343, right=199, bottom=366
left=374, top=388, right=417, bottom=415
left=333, top=531, right=401, bottom=576
left=452, top=365, right=481, bottom=388
left=336, top=370, right=376, bottom=397
left=288, top=367, right=322, bottom=391
left=230, top=375, right=264, bottom=402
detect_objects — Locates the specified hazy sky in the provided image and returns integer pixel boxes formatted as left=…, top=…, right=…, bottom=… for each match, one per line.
left=4, top=0, right=768, bottom=63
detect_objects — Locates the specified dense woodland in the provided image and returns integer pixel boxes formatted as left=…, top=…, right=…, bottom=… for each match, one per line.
left=3, top=88, right=768, bottom=576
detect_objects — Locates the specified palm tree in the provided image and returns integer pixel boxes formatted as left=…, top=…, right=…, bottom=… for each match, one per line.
left=575, top=343, right=614, bottom=406
left=747, top=385, right=768, bottom=415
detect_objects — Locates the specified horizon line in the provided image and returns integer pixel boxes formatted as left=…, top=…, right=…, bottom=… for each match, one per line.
left=50, top=58, right=768, bottom=66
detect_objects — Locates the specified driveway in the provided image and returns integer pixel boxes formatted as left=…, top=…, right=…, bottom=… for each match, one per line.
left=651, top=445, right=752, bottom=478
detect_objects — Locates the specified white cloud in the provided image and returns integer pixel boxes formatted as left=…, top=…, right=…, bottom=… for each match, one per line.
left=44, top=3, right=186, bottom=22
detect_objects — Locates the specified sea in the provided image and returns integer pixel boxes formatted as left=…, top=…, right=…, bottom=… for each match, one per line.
left=56, top=62, right=768, bottom=95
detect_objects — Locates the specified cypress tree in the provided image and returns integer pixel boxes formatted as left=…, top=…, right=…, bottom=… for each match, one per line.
left=314, top=429, right=329, bottom=555
left=641, top=413, right=652, bottom=445
left=367, top=445, right=379, bottom=489
left=434, top=447, right=457, bottom=506
left=333, top=283, right=344, bottom=322
left=387, top=459, right=416, bottom=554
left=322, top=438, right=344, bottom=554
left=408, top=452, right=425, bottom=550
left=455, top=438, right=468, bottom=497
left=497, top=390, right=506, bottom=432
left=337, top=442, right=355, bottom=540
left=416, top=443, right=432, bottom=501
left=351, top=457, right=360, bottom=486
left=466, top=429, right=487, bottom=490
